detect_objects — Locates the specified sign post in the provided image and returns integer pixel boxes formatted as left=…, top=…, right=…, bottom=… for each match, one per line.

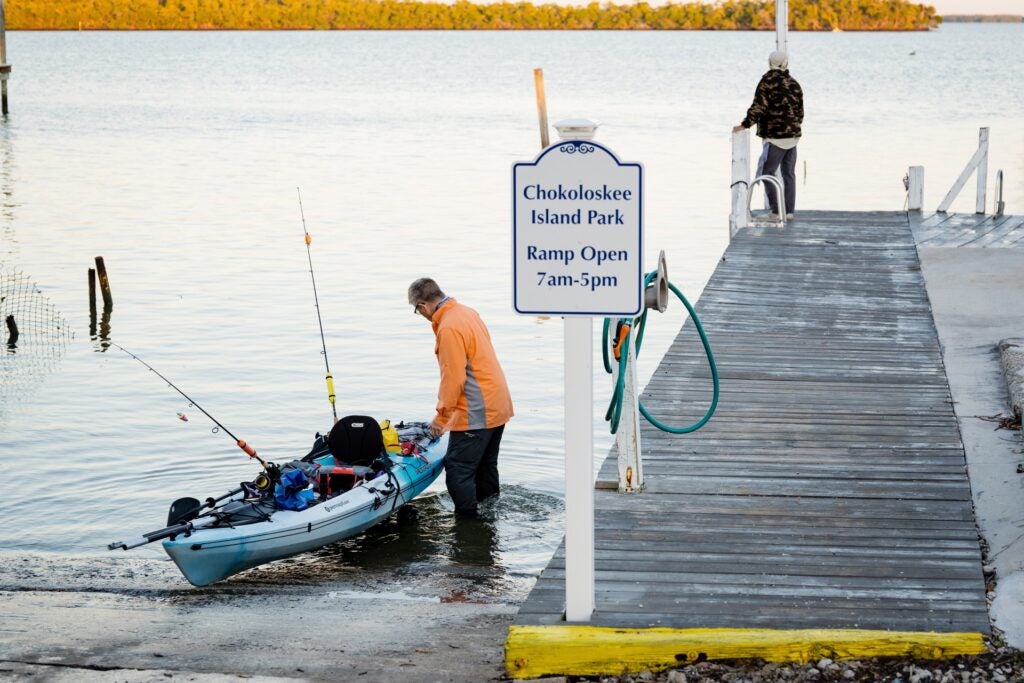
left=513, top=121, right=643, bottom=621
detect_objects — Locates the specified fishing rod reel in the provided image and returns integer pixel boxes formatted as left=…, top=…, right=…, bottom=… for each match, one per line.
left=251, top=462, right=281, bottom=493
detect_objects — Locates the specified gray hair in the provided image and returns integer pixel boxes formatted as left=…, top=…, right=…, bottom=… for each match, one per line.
left=408, top=278, right=445, bottom=305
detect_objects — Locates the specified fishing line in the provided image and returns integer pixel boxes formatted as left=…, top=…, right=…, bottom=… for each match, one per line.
left=110, top=342, right=268, bottom=468
left=297, top=187, right=338, bottom=423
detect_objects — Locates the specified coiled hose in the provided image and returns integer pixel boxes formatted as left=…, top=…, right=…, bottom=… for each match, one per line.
left=602, top=272, right=719, bottom=434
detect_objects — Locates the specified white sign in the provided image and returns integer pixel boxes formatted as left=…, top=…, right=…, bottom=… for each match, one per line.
left=512, top=140, right=643, bottom=316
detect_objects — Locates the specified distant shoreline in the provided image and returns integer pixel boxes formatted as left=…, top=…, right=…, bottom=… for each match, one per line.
left=5, top=27, right=942, bottom=32
left=941, top=14, right=1023, bottom=23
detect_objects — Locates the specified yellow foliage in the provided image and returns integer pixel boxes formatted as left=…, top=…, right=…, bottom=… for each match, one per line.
left=6, top=0, right=941, bottom=30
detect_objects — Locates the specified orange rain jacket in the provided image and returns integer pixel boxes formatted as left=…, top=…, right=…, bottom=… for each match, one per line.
left=431, top=298, right=514, bottom=433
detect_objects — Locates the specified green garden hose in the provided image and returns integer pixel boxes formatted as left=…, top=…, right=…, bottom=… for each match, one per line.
left=602, top=272, right=719, bottom=434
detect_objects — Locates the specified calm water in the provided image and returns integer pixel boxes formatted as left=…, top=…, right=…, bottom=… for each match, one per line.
left=1, top=26, right=1022, bottom=579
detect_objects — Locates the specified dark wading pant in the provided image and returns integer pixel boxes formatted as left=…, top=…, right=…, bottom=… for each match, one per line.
left=762, top=142, right=798, bottom=216
left=445, top=424, right=505, bottom=517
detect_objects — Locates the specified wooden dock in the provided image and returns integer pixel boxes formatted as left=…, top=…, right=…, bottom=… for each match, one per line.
left=910, top=212, right=1024, bottom=249
left=508, top=210, right=998, bottom=678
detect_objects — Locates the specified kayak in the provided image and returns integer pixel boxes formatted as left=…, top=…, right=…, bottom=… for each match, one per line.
left=108, top=421, right=447, bottom=587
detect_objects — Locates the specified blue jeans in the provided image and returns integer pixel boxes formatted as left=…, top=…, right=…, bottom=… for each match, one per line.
left=445, top=424, right=505, bottom=517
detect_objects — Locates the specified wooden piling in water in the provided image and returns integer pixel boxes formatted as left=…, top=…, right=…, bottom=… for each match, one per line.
left=4, top=313, right=16, bottom=346
left=533, top=68, right=549, bottom=149
left=0, top=0, right=10, bottom=115
left=94, top=256, right=113, bottom=308
left=88, top=267, right=97, bottom=336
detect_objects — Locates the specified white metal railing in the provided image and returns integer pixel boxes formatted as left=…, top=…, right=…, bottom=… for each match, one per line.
left=938, top=127, right=989, bottom=214
left=730, top=129, right=790, bottom=236
left=747, top=175, right=787, bottom=228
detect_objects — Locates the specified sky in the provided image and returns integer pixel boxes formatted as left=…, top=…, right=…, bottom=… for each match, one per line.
left=928, top=0, right=1024, bottom=13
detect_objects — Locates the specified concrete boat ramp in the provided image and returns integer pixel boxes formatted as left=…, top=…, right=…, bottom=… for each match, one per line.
left=508, top=210, right=1024, bottom=678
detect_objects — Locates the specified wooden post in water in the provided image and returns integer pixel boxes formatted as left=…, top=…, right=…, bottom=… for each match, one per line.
left=88, top=267, right=98, bottom=337
left=533, top=68, right=550, bottom=150
left=4, top=314, right=16, bottom=346
left=0, top=0, right=10, bottom=115
left=94, top=256, right=113, bottom=308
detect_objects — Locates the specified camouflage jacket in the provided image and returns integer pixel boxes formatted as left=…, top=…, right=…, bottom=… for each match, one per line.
left=741, top=69, right=804, bottom=140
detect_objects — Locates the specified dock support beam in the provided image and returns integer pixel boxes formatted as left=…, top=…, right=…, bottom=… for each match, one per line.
left=938, top=127, right=989, bottom=214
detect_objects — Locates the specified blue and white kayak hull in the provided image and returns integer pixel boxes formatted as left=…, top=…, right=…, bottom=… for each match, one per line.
left=161, top=437, right=446, bottom=586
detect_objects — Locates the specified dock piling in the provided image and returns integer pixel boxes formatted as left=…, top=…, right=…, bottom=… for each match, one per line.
left=88, top=267, right=97, bottom=337
left=907, top=166, right=925, bottom=211
left=94, top=256, right=113, bottom=309
left=4, top=313, right=16, bottom=347
left=533, top=68, right=550, bottom=149
left=730, top=128, right=751, bottom=238
left=776, top=0, right=789, bottom=53
left=0, top=0, right=10, bottom=115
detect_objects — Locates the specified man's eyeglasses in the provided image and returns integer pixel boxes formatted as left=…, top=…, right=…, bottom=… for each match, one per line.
left=412, top=302, right=424, bottom=315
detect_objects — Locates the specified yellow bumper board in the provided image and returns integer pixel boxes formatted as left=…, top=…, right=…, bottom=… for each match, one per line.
left=506, top=625, right=987, bottom=679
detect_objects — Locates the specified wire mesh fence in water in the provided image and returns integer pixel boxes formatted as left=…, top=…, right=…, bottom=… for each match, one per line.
left=0, top=265, right=74, bottom=412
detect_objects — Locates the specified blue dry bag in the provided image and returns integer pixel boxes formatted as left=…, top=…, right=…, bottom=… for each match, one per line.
left=274, top=468, right=310, bottom=511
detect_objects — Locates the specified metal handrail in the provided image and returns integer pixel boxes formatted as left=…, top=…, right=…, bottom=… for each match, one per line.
left=745, top=175, right=787, bottom=227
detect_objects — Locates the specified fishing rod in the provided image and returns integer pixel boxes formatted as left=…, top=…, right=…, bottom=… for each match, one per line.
left=296, top=187, right=338, bottom=423
left=110, top=343, right=268, bottom=469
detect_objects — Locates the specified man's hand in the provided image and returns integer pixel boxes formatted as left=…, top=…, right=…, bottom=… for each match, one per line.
left=429, top=421, right=444, bottom=438
left=732, top=125, right=747, bottom=133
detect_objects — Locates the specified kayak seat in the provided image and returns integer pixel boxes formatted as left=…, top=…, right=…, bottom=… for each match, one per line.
left=328, top=415, right=385, bottom=467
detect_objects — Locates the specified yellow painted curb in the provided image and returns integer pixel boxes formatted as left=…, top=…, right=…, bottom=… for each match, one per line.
left=505, top=625, right=988, bottom=679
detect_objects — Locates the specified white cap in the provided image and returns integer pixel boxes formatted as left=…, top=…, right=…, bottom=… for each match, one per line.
left=553, top=118, right=599, bottom=140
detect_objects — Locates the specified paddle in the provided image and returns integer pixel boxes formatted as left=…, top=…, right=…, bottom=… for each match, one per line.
left=166, top=485, right=245, bottom=526
left=167, top=497, right=202, bottom=526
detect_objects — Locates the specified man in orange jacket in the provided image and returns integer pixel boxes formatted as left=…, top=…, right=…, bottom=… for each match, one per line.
left=409, top=277, right=514, bottom=518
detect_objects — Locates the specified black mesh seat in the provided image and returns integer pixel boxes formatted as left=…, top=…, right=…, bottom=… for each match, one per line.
left=327, top=415, right=384, bottom=467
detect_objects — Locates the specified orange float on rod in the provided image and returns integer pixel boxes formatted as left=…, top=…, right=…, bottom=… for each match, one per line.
left=111, top=343, right=269, bottom=470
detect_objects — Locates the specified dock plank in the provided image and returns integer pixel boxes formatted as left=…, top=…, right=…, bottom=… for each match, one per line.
left=515, top=210, right=991, bottom=635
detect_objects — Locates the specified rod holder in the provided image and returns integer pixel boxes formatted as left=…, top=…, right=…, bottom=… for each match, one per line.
left=644, top=250, right=669, bottom=313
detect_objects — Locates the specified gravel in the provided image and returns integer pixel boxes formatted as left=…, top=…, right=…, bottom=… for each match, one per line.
left=550, top=647, right=1024, bottom=683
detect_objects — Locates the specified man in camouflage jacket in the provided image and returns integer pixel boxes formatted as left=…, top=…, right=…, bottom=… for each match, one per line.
left=733, top=51, right=804, bottom=219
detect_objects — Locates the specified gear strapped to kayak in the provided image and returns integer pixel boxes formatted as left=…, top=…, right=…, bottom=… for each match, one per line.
left=108, top=418, right=446, bottom=586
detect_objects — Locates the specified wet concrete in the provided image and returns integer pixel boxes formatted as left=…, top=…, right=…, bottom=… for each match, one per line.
left=0, top=491, right=562, bottom=681
left=917, top=246, right=1024, bottom=646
